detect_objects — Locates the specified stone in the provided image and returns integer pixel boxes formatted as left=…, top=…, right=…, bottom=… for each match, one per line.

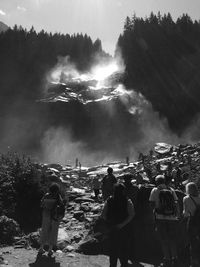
left=73, top=211, right=85, bottom=221
left=64, top=245, right=75, bottom=252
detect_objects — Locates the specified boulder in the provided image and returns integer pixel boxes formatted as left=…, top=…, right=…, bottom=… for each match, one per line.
left=154, top=143, right=172, bottom=155
left=73, top=211, right=85, bottom=221
left=57, top=228, right=71, bottom=250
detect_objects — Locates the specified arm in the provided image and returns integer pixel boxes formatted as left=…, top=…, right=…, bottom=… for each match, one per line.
left=101, top=201, right=108, bottom=220
left=149, top=188, right=156, bottom=210
left=116, top=200, right=135, bottom=229
left=183, top=197, right=190, bottom=218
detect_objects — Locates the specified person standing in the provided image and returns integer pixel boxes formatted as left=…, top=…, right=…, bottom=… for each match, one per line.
left=92, top=175, right=101, bottom=200
left=38, top=183, right=65, bottom=257
left=183, top=182, right=200, bottom=267
left=101, top=183, right=135, bottom=267
left=102, top=167, right=117, bottom=201
left=123, top=173, right=138, bottom=208
left=149, top=175, right=180, bottom=267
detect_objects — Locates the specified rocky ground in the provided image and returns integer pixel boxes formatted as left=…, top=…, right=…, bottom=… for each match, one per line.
left=0, top=247, right=155, bottom=267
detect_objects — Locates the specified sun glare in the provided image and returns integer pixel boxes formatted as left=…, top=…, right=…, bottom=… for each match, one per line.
left=92, top=62, right=119, bottom=81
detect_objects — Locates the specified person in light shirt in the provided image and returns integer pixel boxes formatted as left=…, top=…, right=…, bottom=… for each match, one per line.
left=183, top=182, right=200, bottom=267
left=149, top=175, right=179, bottom=267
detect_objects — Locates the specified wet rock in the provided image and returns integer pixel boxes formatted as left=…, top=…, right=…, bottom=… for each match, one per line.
left=57, top=228, right=71, bottom=250
left=64, top=245, right=75, bottom=252
left=80, top=203, right=91, bottom=212
left=28, top=231, right=40, bottom=248
left=73, top=211, right=85, bottom=221
left=74, top=197, right=95, bottom=203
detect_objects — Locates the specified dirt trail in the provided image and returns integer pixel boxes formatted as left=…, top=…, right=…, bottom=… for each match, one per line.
left=0, top=247, right=153, bottom=267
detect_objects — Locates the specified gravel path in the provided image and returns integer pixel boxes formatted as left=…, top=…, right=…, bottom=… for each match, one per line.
left=0, top=247, right=153, bottom=267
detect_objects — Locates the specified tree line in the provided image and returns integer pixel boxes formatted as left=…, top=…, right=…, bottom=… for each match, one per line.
left=0, top=25, right=108, bottom=105
left=116, top=13, right=200, bottom=133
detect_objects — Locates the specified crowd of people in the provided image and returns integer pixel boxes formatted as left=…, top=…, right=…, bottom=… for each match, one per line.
left=38, top=164, right=200, bottom=267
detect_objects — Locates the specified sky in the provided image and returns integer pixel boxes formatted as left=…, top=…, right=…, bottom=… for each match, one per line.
left=0, top=0, right=200, bottom=55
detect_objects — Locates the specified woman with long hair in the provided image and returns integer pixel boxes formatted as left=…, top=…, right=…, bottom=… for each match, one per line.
left=101, top=183, right=135, bottom=267
left=183, top=182, right=200, bottom=267
left=38, top=183, right=64, bottom=257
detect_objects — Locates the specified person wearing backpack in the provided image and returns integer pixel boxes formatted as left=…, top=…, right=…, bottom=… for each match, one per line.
left=38, top=183, right=65, bottom=257
left=101, top=183, right=135, bottom=267
left=183, top=182, right=200, bottom=267
left=149, top=175, right=180, bottom=267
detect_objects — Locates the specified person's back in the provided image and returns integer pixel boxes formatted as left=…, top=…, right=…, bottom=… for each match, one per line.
left=149, top=175, right=179, bottom=266
left=123, top=174, right=138, bottom=208
left=102, top=167, right=117, bottom=201
left=101, top=183, right=134, bottom=267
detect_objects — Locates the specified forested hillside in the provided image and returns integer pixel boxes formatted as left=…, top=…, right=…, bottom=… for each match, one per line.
left=0, top=26, right=107, bottom=105
left=116, top=13, right=200, bottom=133
left=0, top=26, right=109, bottom=155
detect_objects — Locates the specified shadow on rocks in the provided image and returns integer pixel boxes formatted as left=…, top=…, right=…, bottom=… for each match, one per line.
left=29, top=254, right=60, bottom=267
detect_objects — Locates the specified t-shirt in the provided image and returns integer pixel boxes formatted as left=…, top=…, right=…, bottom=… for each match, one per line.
left=102, top=174, right=117, bottom=200
left=149, top=184, right=178, bottom=220
left=183, top=195, right=200, bottom=217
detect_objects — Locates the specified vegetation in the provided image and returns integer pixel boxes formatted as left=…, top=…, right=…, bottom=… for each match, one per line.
left=0, top=152, right=46, bottom=232
left=116, top=13, right=200, bottom=133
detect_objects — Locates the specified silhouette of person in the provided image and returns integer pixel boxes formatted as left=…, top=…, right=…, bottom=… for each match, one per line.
left=102, top=167, right=117, bottom=201
left=101, top=183, right=135, bottom=267
left=38, top=183, right=64, bottom=257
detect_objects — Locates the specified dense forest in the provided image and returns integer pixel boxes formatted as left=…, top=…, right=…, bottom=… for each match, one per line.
left=116, top=13, right=200, bottom=133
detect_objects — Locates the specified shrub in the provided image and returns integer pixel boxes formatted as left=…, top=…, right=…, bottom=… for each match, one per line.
left=0, top=215, right=20, bottom=244
left=0, top=152, right=48, bottom=232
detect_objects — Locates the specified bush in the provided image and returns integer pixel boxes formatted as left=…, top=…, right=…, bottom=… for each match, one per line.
left=0, top=215, right=20, bottom=244
left=0, top=152, right=48, bottom=232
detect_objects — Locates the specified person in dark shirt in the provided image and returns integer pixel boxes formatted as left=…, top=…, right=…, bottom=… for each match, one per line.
left=102, top=183, right=135, bottom=267
left=102, top=167, right=117, bottom=201
left=123, top=173, right=138, bottom=208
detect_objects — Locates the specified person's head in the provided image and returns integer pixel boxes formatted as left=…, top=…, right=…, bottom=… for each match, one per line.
left=49, top=183, right=60, bottom=195
left=155, top=175, right=165, bottom=186
left=185, top=182, right=199, bottom=197
left=165, top=174, right=172, bottom=186
left=113, top=183, right=126, bottom=199
left=107, top=167, right=113, bottom=175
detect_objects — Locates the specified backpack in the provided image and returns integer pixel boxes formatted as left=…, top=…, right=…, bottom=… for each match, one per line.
left=189, top=196, right=200, bottom=232
left=51, top=195, right=65, bottom=221
left=156, top=188, right=176, bottom=216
